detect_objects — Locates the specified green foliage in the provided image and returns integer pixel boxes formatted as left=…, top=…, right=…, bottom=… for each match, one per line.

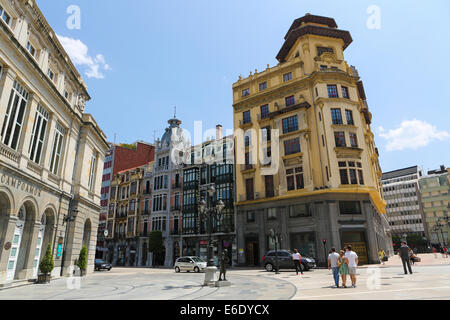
left=148, top=231, right=164, bottom=254
left=392, top=234, right=427, bottom=247
left=39, top=244, right=54, bottom=275
left=77, top=246, right=88, bottom=271
left=119, top=143, right=136, bottom=150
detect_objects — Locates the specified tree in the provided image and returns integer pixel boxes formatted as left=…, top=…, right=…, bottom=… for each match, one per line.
left=77, top=245, right=87, bottom=275
left=39, top=244, right=54, bottom=275
left=148, top=231, right=164, bottom=266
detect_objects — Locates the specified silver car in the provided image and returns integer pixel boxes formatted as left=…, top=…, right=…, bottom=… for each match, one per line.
left=174, top=256, right=207, bottom=273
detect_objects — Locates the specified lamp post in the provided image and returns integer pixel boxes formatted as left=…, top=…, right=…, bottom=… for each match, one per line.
left=60, top=209, right=79, bottom=276
left=198, top=185, right=225, bottom=267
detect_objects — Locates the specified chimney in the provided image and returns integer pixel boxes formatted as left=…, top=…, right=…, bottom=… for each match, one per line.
left=216, top=125, right=223, bottom=140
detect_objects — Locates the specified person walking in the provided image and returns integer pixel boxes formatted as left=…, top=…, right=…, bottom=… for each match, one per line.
left=398, top=241, right=413, bottom=275
left=328, top=248, right=340, bottom=288
left=378, top=249, right=386, bottom=265
left=338, top=250, right=349, bottom=288
left=444, top=247, right=448, bottom=258
left=433, top=247, right=438, bottom=259
left=345, top=245, right=359, bottom=288
left=440, top=247, right=446, bottom=259
left=292, top=249, right=303, bottom=275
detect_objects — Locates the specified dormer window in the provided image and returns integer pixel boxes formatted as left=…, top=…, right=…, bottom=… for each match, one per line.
left=26, top=42, right=36, bottom=57
left=317, top=46, right=334, bottom=57
left=283, top=72, right=293, bottom=82
left=242, top=88, right=250, bottom=97
left=0, top=5, right=11, bottom=25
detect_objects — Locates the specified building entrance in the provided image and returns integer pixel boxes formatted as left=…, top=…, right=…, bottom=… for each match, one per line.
left=342, top=231, right=369, bottom=265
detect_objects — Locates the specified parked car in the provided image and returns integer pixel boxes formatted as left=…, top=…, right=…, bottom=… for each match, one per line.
left=174, top=256, right=208, bottom=273
left=95, top=259, right=112, bottom=271
left=262, top=250, right=316, bottom=272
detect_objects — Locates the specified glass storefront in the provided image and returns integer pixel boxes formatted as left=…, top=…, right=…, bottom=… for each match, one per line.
left=289, top=232, right=317, bottom=259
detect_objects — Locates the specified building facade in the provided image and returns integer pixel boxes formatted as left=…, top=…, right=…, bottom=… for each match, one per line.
left=181, top=130, right=236, bottom=265
left=0, top=0, right=108, bottom=286
left=104, top=162, right=153, bottom=266
left=381, top=166, right=427, bottom=238
left=232, top=14, right=391, bottom=266
left=418, top=166, right=449, bottom=247
left=96, top=142, right=154, bottom=260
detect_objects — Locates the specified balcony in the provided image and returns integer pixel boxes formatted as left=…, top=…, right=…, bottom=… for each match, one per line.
left=171, top=206, right=181, bottom=212
left=170, top=229, right=180, bottom=236
left=172, top=182, right=181, bottom=189
left=239, top=119, right=252, bottom=128
left=0, top=142, right=20, bottom=164
left=240, top=164, right=255, bottom=172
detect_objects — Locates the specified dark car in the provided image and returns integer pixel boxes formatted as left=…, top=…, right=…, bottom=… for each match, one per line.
left=262, top=250, right=316, bottom=272
left=95, top=259, right=112, bottom=271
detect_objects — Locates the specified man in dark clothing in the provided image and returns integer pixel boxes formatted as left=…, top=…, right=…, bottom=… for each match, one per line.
left=398, top=241, right=413, bottom=275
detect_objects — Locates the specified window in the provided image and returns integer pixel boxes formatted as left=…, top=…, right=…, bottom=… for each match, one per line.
left=0, top=5, right=11, bottom=25
left=88, top=154, right=97, bottom=192
left=153, top=194, right=167, bottom=212
left=49, top=123, right=65, bottom=175
left=349, top=133, right=358, bottom=148
left=246, top=178, right=254, bottom=201
left=320, top=65, right=328, bottom=70
left=317, top=47, right=334, bottom=56
left=286, top=167, right=304, bottom=191
left=345, top=110, right=354, bottom=125
left=285, top=95, right=295, bottom=106
left=282, top=115, right=299, bottom=134
left=283, top=72, right=293, bottom=82
left=47, top=69, right=55, bottom=82
left=243, top=111, right=251, bottom=124
left=1, top=81, right=29, bottom=150
left=284, top=138, right=301, bottom=156
left=26, top=42, right=36, bottom=57
left=334, top=132, right=346, bottom=147
left=327, top=85, right=338, bottom=98
left=341, top=86, right=350, bottom=99
left=259, top=82, right=267, bottom=91
left=339, top=161, right=364, bottom=185
left=267, top=208, right=277, bottom=220
left=262, top=126, right=271, bottom=142
left=265, top=175, right=274, bottom=198
left=339, top=201, right=362, bottom=215
left=28, top=105, right=49, bottom=164
left=242, top=88, right=250, bottom=97
left=247, top=211, right=255, bottom=223
left=244, top=135, right=250, bottom=147
left=260, top=105, right=269, bottom=119
left=289, top=204, right=311, bottom=218
left=331, top=109, right=343, bottom=125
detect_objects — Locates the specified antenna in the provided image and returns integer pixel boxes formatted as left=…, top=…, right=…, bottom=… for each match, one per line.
left=174, top=106, right=177, bottom=118
left=114, top=133, right=117, bottom=144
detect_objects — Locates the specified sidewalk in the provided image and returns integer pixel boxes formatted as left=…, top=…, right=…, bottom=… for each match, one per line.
left=359, top=253, right=450, bottom=268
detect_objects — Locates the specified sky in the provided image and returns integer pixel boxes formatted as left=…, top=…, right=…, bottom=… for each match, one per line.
left=37, top=0, right=450, bottom=173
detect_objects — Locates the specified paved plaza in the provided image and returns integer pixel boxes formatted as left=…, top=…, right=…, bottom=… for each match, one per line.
left=0, top=254, right=449, bottom=300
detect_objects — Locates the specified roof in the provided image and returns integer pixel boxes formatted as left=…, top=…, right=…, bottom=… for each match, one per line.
left=382, top=166, right=419, bottom=180
left=276, top=19, right=353, bottom=63
left=284, top=14, right=338, bottom=40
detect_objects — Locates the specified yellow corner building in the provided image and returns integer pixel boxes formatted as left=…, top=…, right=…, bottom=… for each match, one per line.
left=232, top=14, right=392, bottom=267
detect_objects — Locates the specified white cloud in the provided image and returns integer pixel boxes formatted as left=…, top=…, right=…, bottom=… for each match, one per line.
left=378, top=119, right=450, bottom=151
left=57, top=34, right=111, bottom=79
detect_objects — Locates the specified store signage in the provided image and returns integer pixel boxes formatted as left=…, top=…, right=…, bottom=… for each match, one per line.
left=56, top=243, right=63, bottom=258
left=0, top=171, right=41, bottom=197
left=200, top=240, right=208, bottom=245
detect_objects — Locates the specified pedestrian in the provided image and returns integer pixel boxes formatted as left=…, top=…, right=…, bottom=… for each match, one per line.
left=344, top=245, right=359, bottom=288
left=328, top=248, right=340, bottom=288
left=398, top=241, right=413, bottom=275
left=378, top=249, right=386, bottom=265
left=440, top=247, right=446, bottom=258
left=292, top=249, right=303, bottom=275
left=433, top=247, right=438, bottom=259
left=444, top=247, right=448, bottom=258
left=338, top=250, right=349, bottom=288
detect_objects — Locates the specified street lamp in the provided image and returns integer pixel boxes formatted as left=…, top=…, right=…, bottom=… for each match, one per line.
left=198, top=184, right=225, bottom=267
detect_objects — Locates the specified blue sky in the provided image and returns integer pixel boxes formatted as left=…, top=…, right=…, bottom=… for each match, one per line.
left=37, top=0, right=449, bottom=173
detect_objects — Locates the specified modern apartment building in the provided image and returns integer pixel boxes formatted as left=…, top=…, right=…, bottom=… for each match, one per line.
left=232, top=14, right=391, bottom=266
left=419, top=166, right=449, bottom=247
left=381, top=166, right=426, bottom=238
left=181, top=128, right=235, bottom=265
left=0, top=0, right=108, bottom=286
left=96, top=142, right=154, bottom=259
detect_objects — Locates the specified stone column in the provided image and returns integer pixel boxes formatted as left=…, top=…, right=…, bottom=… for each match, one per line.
left=257, top=209, right=266, bottom=265
left=328, top=202, right=341, bottom=249
left=363, top=201, right=379, bottom=264
left=314, top=201, right=331, bottom=266
left=279, top=207, right=289, bottom=249
left=236, top=209, right=246, bottom=265
left=0, top=216, right=18, bottom=284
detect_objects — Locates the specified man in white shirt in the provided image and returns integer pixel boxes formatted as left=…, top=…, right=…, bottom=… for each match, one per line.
left=345, top=245, right=359, bottom=288
left=328, top=248, right=340, bottom=288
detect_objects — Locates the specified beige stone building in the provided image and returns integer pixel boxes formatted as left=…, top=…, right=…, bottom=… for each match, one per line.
left=0, top=0, right=108, bottom=286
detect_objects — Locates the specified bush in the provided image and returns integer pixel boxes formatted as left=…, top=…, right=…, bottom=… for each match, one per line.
left=39, top=244, right=54, bottom=275
left=77, top=246, right=88, bottom=272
